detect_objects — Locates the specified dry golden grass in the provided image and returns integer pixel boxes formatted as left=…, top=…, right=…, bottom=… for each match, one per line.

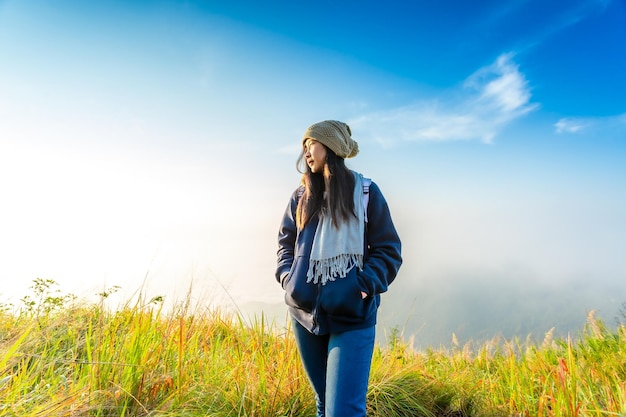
left=1, top=280, right=624, bottom=416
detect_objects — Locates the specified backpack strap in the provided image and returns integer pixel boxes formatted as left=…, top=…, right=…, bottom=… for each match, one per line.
left=362, top=177, right=371, bottom=224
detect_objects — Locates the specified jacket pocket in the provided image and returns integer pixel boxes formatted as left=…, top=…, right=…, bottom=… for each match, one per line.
left=283, top=256, right=316, bottom=313
left=318, top=267, right=365, bottom=319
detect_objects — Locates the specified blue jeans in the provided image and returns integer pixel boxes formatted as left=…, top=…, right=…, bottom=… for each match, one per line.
left=292, top=319, right=375, bottom=417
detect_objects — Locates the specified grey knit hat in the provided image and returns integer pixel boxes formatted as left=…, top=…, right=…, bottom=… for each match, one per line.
left=302, top=120, right=359, bottom=158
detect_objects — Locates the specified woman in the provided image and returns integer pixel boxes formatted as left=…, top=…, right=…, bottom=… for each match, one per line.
left=276, top=120, right=402, bottom=417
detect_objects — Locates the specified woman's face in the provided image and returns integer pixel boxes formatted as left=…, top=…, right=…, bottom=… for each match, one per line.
left=304, top=139, right=327, bottom=173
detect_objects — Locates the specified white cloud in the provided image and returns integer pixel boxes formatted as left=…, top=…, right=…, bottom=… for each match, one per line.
left=555, top=118, right=589, bottom=134
left=469, top=54, right=533, bottom=113
left=554, top=113, right=626, bottom=135
left=350, top=53, right=538, bottom=145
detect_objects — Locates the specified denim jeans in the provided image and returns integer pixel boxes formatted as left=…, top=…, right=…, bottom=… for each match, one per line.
left=292, top=319, right=376, bottom=417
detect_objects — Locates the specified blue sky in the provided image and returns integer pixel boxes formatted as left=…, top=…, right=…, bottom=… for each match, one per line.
left=1, top=0, right=625, bottom=343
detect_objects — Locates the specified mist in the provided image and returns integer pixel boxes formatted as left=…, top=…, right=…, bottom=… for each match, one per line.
left=237, top=266, right=625, bottom=350
left=2, top=149, right=624, bottom=351
left=240, top=180, right=626, bottom=349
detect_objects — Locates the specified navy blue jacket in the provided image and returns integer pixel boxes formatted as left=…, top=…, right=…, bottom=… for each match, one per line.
left=276, top=181, right=402, bottom=335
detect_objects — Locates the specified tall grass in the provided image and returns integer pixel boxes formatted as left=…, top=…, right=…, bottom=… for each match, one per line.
left=1, top=280, right=625, bottom=416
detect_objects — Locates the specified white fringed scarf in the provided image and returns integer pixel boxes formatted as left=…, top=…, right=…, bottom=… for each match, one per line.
left=306, top=172, right=365, bottom=285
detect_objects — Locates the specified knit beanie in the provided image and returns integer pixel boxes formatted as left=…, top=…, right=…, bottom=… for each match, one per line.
left=302, top=120, right=359, bottom=158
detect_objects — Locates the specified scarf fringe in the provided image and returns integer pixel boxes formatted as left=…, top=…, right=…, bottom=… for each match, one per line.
left=306, top=253, right=364, bottom=285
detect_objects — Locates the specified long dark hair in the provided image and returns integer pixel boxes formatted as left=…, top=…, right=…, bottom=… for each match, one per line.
left=295, top=145, right=356, bottom=229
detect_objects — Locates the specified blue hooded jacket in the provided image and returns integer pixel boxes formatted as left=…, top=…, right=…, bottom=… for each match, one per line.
left=276, top=180, right=402, bottom=335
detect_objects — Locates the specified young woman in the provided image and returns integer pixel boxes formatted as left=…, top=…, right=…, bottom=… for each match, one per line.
left=276, top=120, right=402, bottom=417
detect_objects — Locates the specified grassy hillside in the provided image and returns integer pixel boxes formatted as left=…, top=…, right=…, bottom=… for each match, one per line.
left=1, top=279, right=625, bottom=416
